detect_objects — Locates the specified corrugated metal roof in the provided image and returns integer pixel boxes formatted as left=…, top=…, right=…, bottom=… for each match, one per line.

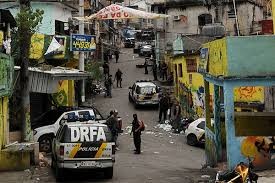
left=181, top=35, right=215, bottom=51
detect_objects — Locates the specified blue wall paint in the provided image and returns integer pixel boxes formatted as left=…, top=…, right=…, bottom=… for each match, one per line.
left=227, top=36, right=275, bottom=77
left=224, top=83, right=238, bottom=169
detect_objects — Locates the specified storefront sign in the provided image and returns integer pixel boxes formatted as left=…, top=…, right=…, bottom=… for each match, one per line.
left=70, top=34, right=96, bottom=52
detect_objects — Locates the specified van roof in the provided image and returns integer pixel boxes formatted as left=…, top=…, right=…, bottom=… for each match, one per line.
left=136, top=82, right=156, bottom=87
left=65, top=122, right=107, bottom=128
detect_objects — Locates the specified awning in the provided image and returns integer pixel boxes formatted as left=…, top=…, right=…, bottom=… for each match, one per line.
left=15, top=66, right=90, bottom=93
left=74, top=4, right=169, bottom=21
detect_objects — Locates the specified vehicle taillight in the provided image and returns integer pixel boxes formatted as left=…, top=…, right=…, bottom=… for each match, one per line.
left=60, top=145, right=64, bottom=156
left=112, top=145, right=116, bottom=154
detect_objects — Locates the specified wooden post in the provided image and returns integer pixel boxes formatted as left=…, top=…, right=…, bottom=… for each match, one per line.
left=224, top=83, right=238, bottom=169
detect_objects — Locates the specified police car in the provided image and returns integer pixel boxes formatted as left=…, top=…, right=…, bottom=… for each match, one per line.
left=51, top=122, right=115, bottom=181
left=128, top=80, right=160, bottom=108
left=33, top=108, right=106, bottom=153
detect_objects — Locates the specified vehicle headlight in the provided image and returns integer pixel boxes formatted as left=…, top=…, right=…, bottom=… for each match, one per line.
left=33, top=130, right=37, bottom=135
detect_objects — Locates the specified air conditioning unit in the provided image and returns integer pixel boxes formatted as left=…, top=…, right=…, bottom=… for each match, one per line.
left=173, top=15, right=180, bottom=21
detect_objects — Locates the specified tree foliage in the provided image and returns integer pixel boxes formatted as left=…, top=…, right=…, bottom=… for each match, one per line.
left=11, top=8, right=44, bottom=61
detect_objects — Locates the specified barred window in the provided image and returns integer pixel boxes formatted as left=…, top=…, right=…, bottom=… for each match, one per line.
left=186, top=59, right=197, bottom=73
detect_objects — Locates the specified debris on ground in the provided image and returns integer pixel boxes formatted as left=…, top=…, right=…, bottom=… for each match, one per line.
left=39, top=152, right=50, bottom=167
left=145, top=131, right=155, bottom=135
left=125, top=126, right=132, bottom=134
left=155, top=123, right=172, bottom=132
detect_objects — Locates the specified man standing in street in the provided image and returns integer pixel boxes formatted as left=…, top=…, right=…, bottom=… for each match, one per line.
left=172, top=100, right=182, bottom=133
left=114, top=69, right=123, bottom=88
left=131, top=114, right=142, bottom=154
left=152, top=62, right=158, bottom=81
left=106, top=110, right=120, bottom=150
left=161, top=62, right=168, bottom=80
left=114, top=49, right=120, bottom=63
left=159, top=93, right=170, bottom=123
left=105, top=75, right=113, bottom=98
left=103, top=62, right=109, bottom=79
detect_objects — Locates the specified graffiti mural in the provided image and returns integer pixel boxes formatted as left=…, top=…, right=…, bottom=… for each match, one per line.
left=234, top=86, right=264, bottom=102
left=241, top=136, right=275, bottom=167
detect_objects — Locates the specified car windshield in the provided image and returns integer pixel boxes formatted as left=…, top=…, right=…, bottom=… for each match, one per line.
left=137, top=86, right=157, bottom=95
left=61, top=125, right=113, bottom=143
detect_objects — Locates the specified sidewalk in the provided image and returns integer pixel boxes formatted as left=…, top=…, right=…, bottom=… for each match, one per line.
left=257, top=169, right=275, bottom=183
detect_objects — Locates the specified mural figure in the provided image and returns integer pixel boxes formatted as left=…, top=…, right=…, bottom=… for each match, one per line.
left=241, top=136, right=275, bottom=167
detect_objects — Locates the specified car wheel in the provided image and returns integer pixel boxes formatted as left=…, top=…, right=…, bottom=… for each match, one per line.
left=187, top=134, right=198, bottom=146
left=55, top=163, right=64, bottom=182
left=39, top=135, right=53, bottom=153
left=51, top=155, right=55, bottom=169
left=104, top=167, right=113, bottom=179
left=134, top=103, right=139, bottom=109
left=128, top=93, right=132, bottom=102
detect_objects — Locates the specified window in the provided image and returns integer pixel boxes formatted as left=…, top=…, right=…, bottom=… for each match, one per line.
left=178, top=64, right=183, bottom=77
left=55, top=20, right=65, bottom=35
left=186, top=59, right=197, bottom=73
left=197, top=121, right=205, bottom=130
left=228, top=5, right=236, bottom=19
left=198, top=14, right=212, bottom=27
left=78, top=111, right=95, bottom=121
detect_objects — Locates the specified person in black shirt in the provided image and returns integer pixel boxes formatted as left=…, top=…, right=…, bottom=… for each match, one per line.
left=159, top=93, right=170, bottom=123
left=114, top=49, right=120, bottom=63
left=131, top=114, right=142, bottom=154
left=105, top=75, right=113, bottom=98
left=103, top=62, right=109, bottom=79
left=114, top=69, right=123, bottom=88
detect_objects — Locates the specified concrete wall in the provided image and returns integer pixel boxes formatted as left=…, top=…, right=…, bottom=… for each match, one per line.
left=153, top=2, right=263, bottom=45
left=222, top=3, right=263, bottom=35
left=167, top=6, right=215, bottom=34
left=0, top=2, right=73, bottom=35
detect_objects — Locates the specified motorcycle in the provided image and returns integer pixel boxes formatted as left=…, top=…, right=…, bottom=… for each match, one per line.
left=91, top=83, right=106, bottom=96
left=216, top=157, right=258, bottom=183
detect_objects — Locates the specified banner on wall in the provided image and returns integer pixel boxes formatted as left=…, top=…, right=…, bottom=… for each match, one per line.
left=44, top=35, right=67, bottom=59
left=70, top=34, right=96, bottom=52
left=198, top=48, right=209, bottom=73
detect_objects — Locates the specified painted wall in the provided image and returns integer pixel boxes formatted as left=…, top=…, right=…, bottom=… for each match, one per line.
left=202, top=38, right=228, bottom=77
left=1, top=2, right=73, bottom=35
left=227, top=36, right=275, bottom=77
left=172, top=55, right=214, bottom=118
left=0, top=97, right=8, bottom=150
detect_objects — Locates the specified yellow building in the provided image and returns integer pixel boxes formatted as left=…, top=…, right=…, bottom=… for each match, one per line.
left=168, top=36, right=264, bottom=118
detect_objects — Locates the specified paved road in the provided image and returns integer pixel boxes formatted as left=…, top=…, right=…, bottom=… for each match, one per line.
left=1, top=48, right=214, bottom=183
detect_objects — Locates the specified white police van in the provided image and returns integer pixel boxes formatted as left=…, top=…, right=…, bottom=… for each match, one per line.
left=33, top=109, right=106, bottom=153
left=51, top=122, right=115, bottom=181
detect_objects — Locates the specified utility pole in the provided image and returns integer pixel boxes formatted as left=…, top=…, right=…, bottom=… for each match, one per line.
left=79, top=0, right=85, bottom=103
left=232, top=0, right=240, bottom=35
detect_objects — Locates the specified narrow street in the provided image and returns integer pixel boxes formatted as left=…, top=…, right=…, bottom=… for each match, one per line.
left=18, top=48, right=215, bottom=183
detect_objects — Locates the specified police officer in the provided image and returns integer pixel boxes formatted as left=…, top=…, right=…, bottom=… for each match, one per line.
left=131, top=114, right=142, bottom=154
left=106, top=110, right=120, bottom=150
